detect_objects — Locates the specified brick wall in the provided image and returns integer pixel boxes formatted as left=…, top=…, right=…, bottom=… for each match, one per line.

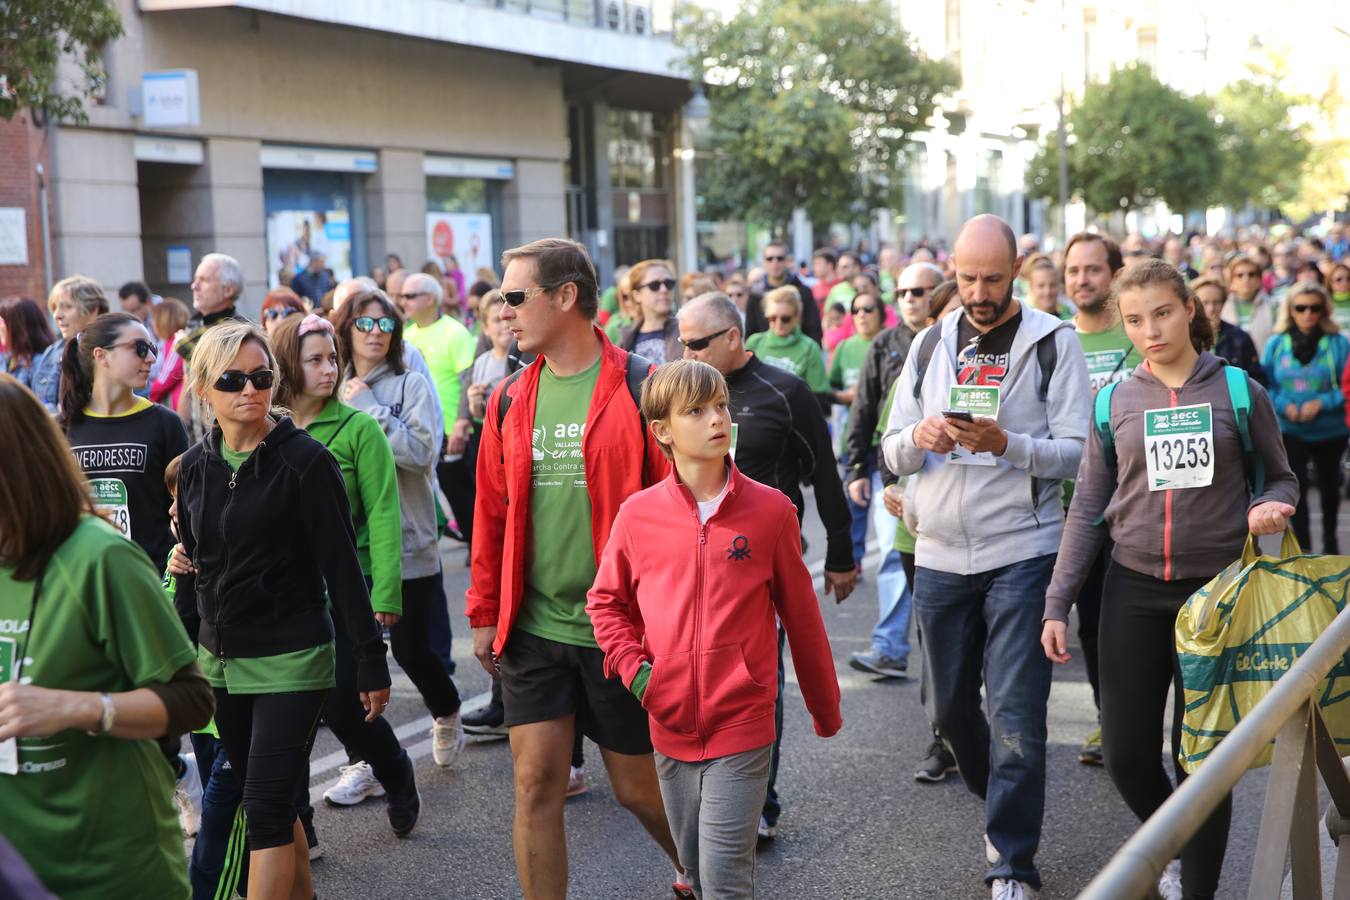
left=0, top=111, right=50, bottom=301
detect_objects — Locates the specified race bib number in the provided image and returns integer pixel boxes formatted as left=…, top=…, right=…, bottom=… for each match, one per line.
left=945, top=385, right=1000, bottom=467
left=91, top=479, right=131, bottom=538
left=1084, top=349, right=1131, bottom=395
left=0, top=637, right=17, bottom=775
left=1144, top=403, right=1215, bottom=491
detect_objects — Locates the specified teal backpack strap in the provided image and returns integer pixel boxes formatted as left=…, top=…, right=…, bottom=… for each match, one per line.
left=1223, top=364, right=1264, bottom=498
left=1090, top=381, right=1119, bottom=526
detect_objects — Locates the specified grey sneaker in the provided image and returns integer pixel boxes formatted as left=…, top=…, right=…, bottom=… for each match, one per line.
left=848, top=649, right=908, bottom=678
left=915, top=738, right=958, bottom=783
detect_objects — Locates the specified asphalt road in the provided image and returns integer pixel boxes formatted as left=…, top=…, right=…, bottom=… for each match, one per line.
left=294, top=493, right=1335, bottom=899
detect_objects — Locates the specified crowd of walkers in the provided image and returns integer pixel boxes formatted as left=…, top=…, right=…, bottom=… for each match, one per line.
left=0, top=216, right=1346, bottom=899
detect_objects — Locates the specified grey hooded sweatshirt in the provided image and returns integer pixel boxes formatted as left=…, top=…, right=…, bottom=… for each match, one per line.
left=344, top=361, right=442, bottom=580
left=1044, top=352, right=1299, bottom=622
left=881, top=304, right=1092, bottom=575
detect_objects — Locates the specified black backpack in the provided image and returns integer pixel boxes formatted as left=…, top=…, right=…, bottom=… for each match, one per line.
left=910, top=323, right=1059, bottom=403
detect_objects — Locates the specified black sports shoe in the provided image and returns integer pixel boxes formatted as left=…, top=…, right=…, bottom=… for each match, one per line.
left=386, top=757, right=422, bottom=838
left=461, top=699, right=508, bottom=738
left=914, top=739, right=958, bottom=783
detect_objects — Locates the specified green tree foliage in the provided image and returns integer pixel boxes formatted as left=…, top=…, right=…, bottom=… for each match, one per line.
left=1213, top=75, right=1311, bottom=211
left=678, top=0, right=959, bottom=232
left=1026, top=65, right=1221, bottom=214
left=0, top=0, right=123, bottom=122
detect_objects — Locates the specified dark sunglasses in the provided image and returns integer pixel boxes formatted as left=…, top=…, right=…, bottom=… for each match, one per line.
left=1233, top=271, right=1260, bottom=279
left=899, top=287, right=928, bottom=298
left=767, top=315, right=797, bottom=324
left=1292, top=304, right=1323, bottom=314
left=764, top=254, right=787, bottom=262
left=679, top=327, right=732, bottom=351
left=502, top=286, right=546, bottom=308
left=353, top=316, right=397, bottom=334
left=108, top=339, right=157, bottom=359
left=214, top=369, right=275, bottom=392
left=264, top=307, right=300, bottom=321
left=638, top=278, right=677, bottom=293
left=398, top=291, right=429, bottom=302
left=851, top=304, right=878, bottom=315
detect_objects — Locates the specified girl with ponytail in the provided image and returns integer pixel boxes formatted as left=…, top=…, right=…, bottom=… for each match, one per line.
left=62, top=312, right=188, bottom=570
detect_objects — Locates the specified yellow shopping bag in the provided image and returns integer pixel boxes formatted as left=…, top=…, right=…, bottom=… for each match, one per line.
left=1176, top=530, right=1350, bottom=773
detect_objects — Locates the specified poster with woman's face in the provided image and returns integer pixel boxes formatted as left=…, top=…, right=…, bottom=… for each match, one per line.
left=267, top=210, right=352, bottom=288
left=426, top=213, right=493, bottom=280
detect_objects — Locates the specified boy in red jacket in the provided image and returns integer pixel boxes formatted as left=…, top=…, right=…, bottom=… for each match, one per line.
left=587, top=359, right=842, bottom=899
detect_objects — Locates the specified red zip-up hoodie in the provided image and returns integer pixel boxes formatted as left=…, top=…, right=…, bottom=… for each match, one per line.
left=466, top=329, right=669, bottom=656
left=587, top=462, right=842, bottom=763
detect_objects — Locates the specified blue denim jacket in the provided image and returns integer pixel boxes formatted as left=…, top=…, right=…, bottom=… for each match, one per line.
left=29, top=338, right=65, bottom=413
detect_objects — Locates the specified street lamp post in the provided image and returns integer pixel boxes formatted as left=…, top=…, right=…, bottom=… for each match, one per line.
left=677, top=84, right=710, bottom=276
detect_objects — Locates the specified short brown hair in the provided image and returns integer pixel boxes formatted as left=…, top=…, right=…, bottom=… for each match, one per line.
left=927, top=280, right=960, bottom=320
left=1111, top=258, right=1213, bottom=352
left=1064, top=232, right=1124, bottom=275
left=639, top=359, right=729, bottom=459
left=0, top=374, right=98, bottom=580
left=500, top=238, right=600, bottom=319
left=165, top=454, right=183, bottom=495
left=150, top=296, right=190, bottom=340
left=272, top=313, right=342, bottom=407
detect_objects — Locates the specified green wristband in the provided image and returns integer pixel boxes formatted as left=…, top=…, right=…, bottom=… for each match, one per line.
left=630, top=661, right=652, bottom=701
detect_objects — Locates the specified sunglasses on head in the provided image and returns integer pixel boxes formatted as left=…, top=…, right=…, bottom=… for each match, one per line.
left=353, top=316, right=397, bottom=334
left=852, top=304, right=877, bottom=315
left=899, top=287, right=928, bottom=297
left=638, top=278, right=677, bottom=293
left=264, top=307, right=300, bottom=321
left=108, top=339, right=157, bottom=360
left=679, top=327, right=732, bottom=352
left=214, top=369, right=275, bottom=392
left=1292, top=304, right=1323, bottom=314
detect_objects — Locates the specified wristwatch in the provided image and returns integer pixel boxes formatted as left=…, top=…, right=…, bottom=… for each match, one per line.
left=87, top=693, right=116, bottom=736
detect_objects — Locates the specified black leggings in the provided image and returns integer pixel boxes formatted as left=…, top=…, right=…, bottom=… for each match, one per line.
left=392, top=576, right=461, bottom=719
left=213, top=689, right=326, bottom=850
left=322, top=598, right=412, bottom=788
left=1099, top=562, right=1231, bottom=900
left=1283, top=433, right=1345, bottom=554
left=1076, top=542, right=1109, bottom=712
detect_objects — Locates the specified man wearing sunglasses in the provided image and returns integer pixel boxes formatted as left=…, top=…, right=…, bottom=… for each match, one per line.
left=678, top=290, right=856, bottom=842
left=745, top=240, right=822, bottom=344
left=400, top=272, right=478, bottom=547
left=465, top=238, right=689, bottom=900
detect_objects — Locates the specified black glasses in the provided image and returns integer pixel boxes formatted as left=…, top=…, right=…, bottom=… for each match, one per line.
left=264, top=307, right=300, bottom=321
left=1233, top=271, right=1260, bottom=279
left=213, top=369, right=275, bottom=392
left=899, top=287, right=928, bottom=298
left=764, top=255, right=787, bottom=262
left=108, top=339, right=157, bottom=359
left=679, top=327, right=732, bottom=351
left=1292, top=304, right=1323, bottom=314
left=398, top=292, right=428, bottom=302
left=353, top=316, right=397, bottom=334
left=851, top=304, right=877, bottom=315
left=638, top=278, right=677, bottom=293
left=503, top=286, right=546, bottom=308
left=766, top=315, right=797, bottom=324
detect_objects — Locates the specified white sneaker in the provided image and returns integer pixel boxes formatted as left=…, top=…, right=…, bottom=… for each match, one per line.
left=983, top=833, right=999, bottom=865
left=991, top=879, right=1035, bottom=900
left=174, top=753, right=203, bottom=837
left=323, top=761, right=386, bottom=806
left=432, top=713, right=466, bottom=767
left=565, top=765, right=589, bottom=798
left=1157, top=860, right=1183, bottom=900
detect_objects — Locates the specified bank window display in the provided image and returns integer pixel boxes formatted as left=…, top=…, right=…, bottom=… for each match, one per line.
left=426, top=176, right=503, bottom=282
left=263, top=170, right=367, bottom=289
left=608, top=109, right=665, bottom=191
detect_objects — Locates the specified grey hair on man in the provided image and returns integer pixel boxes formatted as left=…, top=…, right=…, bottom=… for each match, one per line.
left=333, top=276, right=379, bottom=310
left=201, top=252, right=244, bottom=301
left=402, top=272, right=444, bottom=304
left=907, top=262, right=946, bottom=283
left=679, top=291, right=742, bottom=331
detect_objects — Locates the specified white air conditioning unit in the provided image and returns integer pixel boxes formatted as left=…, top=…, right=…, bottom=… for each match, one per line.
left=630, top=4, right=649, bottom=34
left=605, top=0, right=624, bottom=30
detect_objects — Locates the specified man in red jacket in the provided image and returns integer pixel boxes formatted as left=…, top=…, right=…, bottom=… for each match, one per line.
left=465, top=238, right=684, bottom=900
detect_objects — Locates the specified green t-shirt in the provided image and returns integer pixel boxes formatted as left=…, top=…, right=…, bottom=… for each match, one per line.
left=1076, top=324, right=1142, bottom=396
left=0, top=517, right=195, bottom=900
left=515, top=357, right=603, bottom=648
left=209, top=437, right=337, bottom=693
left=872, top=380, right=917, bottom=554
left=405, top=314, right=477, bottom=426
left=1333, top=295, right=1350, bottom=332
left=745, top=330, right=829, bottom=392
left=604, top=314, right=633, bottom=344
left=828, top=334, right=873, bottom=392
left=879, top=270, right=896, bottom=304
left=600, top=285, right=620, bottom=317
left=827, top=280, right=857, bottom=309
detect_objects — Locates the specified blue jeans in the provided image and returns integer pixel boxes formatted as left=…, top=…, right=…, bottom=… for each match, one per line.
left=844, top=464, right=869, bottom=565
left=913, top=553, right=1055, bottom=890
left=869, top=471, right=912, bottom=662
left=188, top=733, right=248, bottom=900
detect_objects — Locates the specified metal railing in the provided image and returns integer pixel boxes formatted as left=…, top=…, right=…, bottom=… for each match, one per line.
left=1080, top=604, right=1350, bottom=899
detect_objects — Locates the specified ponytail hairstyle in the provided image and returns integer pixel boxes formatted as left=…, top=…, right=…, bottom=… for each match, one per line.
left=1110, top=258, right=1214, bottom=353
left=59, top=312, right=144, bottom=430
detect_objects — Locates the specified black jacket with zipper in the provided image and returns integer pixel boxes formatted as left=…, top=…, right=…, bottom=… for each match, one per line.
left=174, top=417, right=391, bottom=693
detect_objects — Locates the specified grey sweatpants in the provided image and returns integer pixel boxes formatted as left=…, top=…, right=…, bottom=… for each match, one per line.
left=655, top=744, right=773, bottom=900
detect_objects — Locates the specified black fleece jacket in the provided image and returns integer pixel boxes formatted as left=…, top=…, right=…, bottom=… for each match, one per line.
left=725, top=353, right=854, bottom=573
left=843, top=324, right=916, bottom=485
left=175, top=417, right=390, bottom=693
